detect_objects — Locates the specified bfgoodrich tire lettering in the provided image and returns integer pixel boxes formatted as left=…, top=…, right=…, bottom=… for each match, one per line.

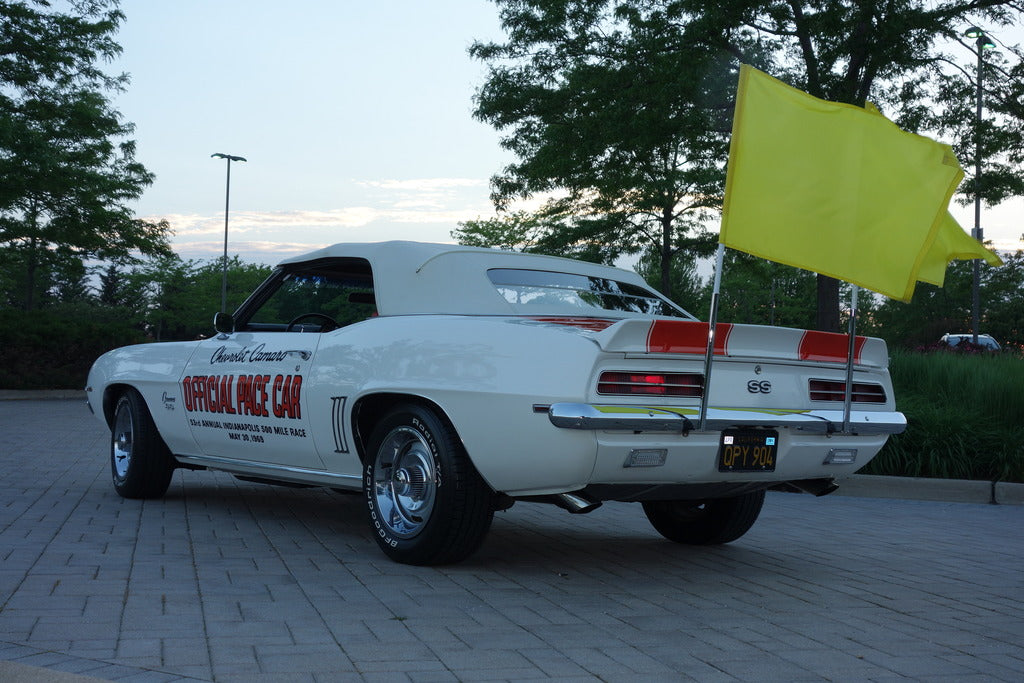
left=110, top=388, right=175, bottom=499
left=363, top=403, right=493, bottom=565
left=642, top=490, right=766, bottom=545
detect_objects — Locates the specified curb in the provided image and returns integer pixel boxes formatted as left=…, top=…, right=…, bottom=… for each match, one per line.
left=0, top=660, right=107, bottom=682
left=836, top=474, right=1024, bottom=506
left=995, top=481, right=1024, bottom=505
left=0, top=390, right=86, bottom=401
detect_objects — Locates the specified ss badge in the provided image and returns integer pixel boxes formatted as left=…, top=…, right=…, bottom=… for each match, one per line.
left=747, top=380, right=772, bottom=394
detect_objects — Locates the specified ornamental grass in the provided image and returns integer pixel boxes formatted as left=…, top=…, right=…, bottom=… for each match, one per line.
left=863, top=350, right=1024, bottom=483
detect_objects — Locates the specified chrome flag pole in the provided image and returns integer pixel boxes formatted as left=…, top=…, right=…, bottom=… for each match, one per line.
left=842, top=284, right=859, bottom=434
left=699, top=243, right=726, bottom=432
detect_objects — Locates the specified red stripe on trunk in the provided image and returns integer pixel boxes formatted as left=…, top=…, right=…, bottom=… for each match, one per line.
left=647, top=320, right=732, bottom=355
left=799, top=330, right=866, bottom=363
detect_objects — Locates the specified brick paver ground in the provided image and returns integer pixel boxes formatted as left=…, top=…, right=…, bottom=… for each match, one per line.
left=1, top=399, right=1022, bottom=681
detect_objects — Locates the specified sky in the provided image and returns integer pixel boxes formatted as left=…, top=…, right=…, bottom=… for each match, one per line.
left=110, top=1, right=1023, bottom=269
left=112, top=0, right=512, bottom=264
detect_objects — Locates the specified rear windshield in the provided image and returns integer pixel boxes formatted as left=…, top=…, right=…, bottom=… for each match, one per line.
left=488, top=268, right=692, bottom=318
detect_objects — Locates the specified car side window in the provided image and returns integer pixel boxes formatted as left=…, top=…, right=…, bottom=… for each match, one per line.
left=242, top=258, right=376, bottom=332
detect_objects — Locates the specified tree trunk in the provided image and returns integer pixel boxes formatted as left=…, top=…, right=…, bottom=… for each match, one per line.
left=24, top=233, right=38, bottom=312
left=816, top=274, right=840, bottom=332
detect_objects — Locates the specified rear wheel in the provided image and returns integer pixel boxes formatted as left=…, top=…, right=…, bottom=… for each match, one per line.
left=642, top=490, right=765, bottom=545
left=110, top=389, right=175, bottom=499
left=363, top=403, right=493, bottom=565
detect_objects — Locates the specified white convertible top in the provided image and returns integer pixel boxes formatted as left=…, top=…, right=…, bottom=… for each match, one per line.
left=277, top=240, right=660, bottom=316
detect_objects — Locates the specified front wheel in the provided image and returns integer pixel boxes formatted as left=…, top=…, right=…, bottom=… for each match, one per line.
left=363, top=403, right=493, bottom=565
left=642, top=490, right=765, bottom=545
left=110, top=388, right=175, bottom=499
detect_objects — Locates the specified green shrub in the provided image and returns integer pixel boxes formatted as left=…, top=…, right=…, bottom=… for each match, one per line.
left=863, top=350, right=1024, bottom=483
left=0, top=305, right=148, bottom=390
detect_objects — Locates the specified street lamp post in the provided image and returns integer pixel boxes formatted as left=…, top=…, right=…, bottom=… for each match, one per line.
left=964, top=27, right=995, bottom=344
left=211, top=152, right=247, bottom=314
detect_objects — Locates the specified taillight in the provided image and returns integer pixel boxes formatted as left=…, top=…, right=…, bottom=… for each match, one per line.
left=598, top=372, right=703, bottom=397
left=809, top=380, right=886, bottom=403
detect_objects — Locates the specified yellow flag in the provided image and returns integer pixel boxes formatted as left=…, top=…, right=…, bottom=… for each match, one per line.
left=917, top=212, right=1003, bottom=287
left=720, top=64, right=1000, bottom=302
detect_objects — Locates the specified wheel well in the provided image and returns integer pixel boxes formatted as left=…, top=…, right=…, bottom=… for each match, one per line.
left=101, top=383, right=135, bottom=427
left=352, top=393, right=459, bottom=464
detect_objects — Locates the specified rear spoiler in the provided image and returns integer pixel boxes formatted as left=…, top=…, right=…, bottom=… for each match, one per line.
left=594, top=319, right=890, bottom=369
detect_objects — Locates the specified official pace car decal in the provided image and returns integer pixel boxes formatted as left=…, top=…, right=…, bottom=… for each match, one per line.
left=181, top=373, right=307, bottom=444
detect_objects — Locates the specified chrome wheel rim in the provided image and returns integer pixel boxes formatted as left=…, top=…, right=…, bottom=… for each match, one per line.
left=372, top=426, right=437, bottom=539
left=112, top=403, right=133, bottom=479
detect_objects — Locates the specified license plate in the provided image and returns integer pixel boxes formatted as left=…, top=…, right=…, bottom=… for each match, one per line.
left=717, top=429, right=778, bottom=472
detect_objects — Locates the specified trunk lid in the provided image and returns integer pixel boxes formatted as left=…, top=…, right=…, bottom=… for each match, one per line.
left=595, top=319, right=889, bottom=369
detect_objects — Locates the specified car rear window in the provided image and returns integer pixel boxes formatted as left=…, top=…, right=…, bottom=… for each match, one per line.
left=487, top=268, right=692, bottom=318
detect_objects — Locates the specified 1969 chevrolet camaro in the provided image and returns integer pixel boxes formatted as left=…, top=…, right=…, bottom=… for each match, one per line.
left=87, top=241, right=906, bottom=565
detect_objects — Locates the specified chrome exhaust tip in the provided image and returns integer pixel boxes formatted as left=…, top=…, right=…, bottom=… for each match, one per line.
left=553, top=491, right=602, bottom=514
left=788, top=478, right=840, bottom=497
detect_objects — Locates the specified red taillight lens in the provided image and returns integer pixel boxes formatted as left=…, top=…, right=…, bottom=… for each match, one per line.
left=598, top=372, right=703, bottom=397
left=809, top=380, right=886, bottom=403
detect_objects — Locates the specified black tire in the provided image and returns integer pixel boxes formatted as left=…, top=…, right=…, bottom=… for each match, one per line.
left=642, top=490, right=766, bottom=545
left=363, top=403, right=493, bottom=565
left=110, top=388, right=175, bottom=499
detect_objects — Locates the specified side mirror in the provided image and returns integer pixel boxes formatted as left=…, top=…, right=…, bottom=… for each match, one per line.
left=213, top=312, right=235, bottom=335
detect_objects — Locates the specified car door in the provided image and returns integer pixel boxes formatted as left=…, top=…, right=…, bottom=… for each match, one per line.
left=179, top=257, right=378, bottom=472
left=181, top=331, right=322, bottom=469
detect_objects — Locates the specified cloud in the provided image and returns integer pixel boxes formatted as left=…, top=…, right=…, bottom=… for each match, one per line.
left=135, top=176, right=603, bottom=265
left=146, top=177, right=498, bottom=245
left=172, top=240, right=332, bottom=264
left=358, top=178, right=487, bottom=191
left=990, top=237, right=1024, bottom=253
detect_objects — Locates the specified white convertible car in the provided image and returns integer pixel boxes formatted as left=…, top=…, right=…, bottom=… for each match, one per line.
left=87, top=241, right=905, bottom=565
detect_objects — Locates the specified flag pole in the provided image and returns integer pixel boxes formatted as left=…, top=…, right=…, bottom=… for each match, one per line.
left=842, top=284, right=859, bottom=434
left=699, top=243, right=726, bottom=432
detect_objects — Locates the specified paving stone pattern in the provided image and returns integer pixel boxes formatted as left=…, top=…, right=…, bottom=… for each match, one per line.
left=1, top=399, right=1022, bottom=681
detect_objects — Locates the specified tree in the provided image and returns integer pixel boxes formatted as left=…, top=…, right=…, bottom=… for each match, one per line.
left=470, top=2, right=734, bottom=296
left=454, top=210, right=566, bottom=254
left=472, top=1, right=1024, bottom=330
left=709, top=250, right=818, bottom=328
left=128, top=255, right=272, bottom=341
left=864, top=245, right=1024, bottom=351
left=979, top=248, right=1024, bottom=349
left=633, top=240, right=710, bottom=314
left=0, top=0, right=171, bottom=310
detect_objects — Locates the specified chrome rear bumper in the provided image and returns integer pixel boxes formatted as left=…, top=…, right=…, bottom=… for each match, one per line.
left=547, top=403, right=906, bottom=436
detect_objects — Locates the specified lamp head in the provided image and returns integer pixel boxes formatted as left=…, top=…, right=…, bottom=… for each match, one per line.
left=211, top=153, right=247, bottom=162
left=964, top=27, right=996, bottom=50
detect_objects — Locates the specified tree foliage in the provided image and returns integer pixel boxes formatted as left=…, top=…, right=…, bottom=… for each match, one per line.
left=470, top=1, right=734, bottom=295
left=0, top=254, right=274, bottom=389
left=454, top=210, right=569, bottom=255
left=0, top=0, right=171, bottom=310
left=470, top=0, right=1024, bottom=331
left=114, top=254, right=273, bottom=341
left=867, top=247, right=1024, bottom=350
left=711, top=251, right=819, bottom=329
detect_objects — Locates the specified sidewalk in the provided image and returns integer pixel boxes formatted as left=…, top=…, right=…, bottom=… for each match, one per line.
left=2, top=398, right=1024, bottom=681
